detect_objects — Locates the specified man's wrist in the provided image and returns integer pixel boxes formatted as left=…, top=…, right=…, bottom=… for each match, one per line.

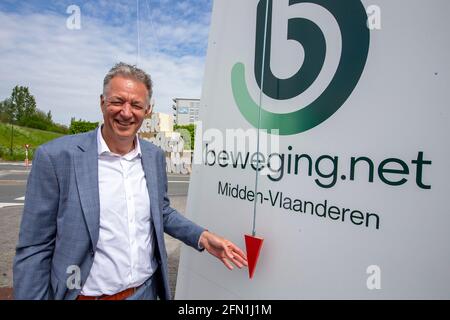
left=198, top=230, right=209, bottom=251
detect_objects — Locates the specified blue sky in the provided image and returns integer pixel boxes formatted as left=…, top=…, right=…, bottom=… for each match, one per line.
left=0, top=0, right=213, bottom=125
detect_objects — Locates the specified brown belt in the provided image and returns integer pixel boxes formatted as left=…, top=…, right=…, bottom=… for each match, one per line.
left=76, top=285, right=141, bottom=300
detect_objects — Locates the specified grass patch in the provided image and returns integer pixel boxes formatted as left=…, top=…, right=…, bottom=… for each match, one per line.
left=0, top=122, right=65, bottom=161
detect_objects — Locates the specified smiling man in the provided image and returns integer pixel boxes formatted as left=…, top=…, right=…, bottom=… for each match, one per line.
left=13, top=62, right=247, bottom=300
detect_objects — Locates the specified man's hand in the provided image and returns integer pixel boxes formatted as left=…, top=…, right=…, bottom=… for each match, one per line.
left=199, top=231, right=248, bottom=270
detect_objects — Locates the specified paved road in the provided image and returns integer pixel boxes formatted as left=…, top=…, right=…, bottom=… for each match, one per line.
left=0, top=164, right=29, bottom=206
left=0, top=162, right=190, bottom=299
left=0, top=162, right=190, bottom=206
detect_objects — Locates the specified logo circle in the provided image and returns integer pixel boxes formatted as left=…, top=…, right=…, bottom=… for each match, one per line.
left=232, top=0, right=370, bottom=135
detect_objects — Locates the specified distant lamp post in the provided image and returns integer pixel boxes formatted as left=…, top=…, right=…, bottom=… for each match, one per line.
left=10, top=122, right=13, bottom=156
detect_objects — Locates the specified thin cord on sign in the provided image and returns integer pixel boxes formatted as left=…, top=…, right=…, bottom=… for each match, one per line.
left=136, top=0, right=141, bottom=66
left=145, top=0, right=161, bottom=54
left=252, top=0, right=270, bottom=237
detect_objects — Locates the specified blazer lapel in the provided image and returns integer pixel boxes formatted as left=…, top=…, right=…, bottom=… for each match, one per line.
left=140, top=142, right=162, bottom=234
left=73, top=130, right=100, bottom=250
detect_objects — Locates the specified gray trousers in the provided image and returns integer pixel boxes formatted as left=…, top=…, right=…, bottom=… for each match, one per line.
left=126, top=273, right=158, bottom=300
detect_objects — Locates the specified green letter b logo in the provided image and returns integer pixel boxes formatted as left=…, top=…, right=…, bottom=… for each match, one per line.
left=232, top=0, right=370, bottom=135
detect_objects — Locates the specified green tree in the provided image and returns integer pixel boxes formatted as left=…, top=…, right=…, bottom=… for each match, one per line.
left=69, top=119, right=99, bottom=134
left=10, top=85, right=37, bottom=124
left=1, top=86, right=68, bottom=134
left=174, top=124, right=195, bottom=150
left=0, top=98, right=14, bottom=123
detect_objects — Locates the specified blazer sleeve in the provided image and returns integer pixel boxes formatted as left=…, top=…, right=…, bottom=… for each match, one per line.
left=13, top=146, right=59, bottom=300
left=158, top=150, right=206, bottom=251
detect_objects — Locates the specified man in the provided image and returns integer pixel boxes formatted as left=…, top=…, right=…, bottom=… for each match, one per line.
left=13, top=62, right=247, bottom=300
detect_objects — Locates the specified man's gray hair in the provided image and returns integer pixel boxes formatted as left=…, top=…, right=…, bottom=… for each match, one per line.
left=103, top=62, right=153, bottom=101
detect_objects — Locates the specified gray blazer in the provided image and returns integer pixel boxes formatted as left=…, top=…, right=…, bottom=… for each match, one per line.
left=13, top=129, right=205, bottom=300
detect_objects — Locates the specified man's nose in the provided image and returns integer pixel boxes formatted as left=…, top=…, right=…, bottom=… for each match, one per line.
left=120, top=102, right=133, bottom=118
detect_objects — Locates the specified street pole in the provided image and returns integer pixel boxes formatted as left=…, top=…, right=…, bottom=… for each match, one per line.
left=10, top=122, right=13, bottom=156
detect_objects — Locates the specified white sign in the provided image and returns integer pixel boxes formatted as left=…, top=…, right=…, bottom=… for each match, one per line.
left=139, top=113, right=192, bottom=174
left=176, top=0, right=450, bottom=299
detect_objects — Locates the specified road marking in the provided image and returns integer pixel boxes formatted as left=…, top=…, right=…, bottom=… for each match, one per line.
left=15, top=196, right=25, bottom=201
left=0, top=163, right=32, bottom=166
left=0, top=203, right=24, bottom=208
left=0, top=180, right=27, bottom=185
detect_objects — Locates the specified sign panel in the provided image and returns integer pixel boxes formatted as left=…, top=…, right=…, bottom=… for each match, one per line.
left=176, top=0, right=450, bottom=299
left=178, top=107, right=189, bottom=114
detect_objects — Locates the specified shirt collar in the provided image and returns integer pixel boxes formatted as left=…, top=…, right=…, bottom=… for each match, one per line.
left=97, top=126, right=142, bottom=160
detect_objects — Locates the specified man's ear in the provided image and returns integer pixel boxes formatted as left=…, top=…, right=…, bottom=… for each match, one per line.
left=145, top=101, right=153, bottom=116
left=100, top=94, right=106, bottom=112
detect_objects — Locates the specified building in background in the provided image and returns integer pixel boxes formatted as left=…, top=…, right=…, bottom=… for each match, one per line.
left=172, top=98, right=200, bottom=125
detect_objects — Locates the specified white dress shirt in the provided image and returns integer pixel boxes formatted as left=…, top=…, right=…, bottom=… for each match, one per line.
left=80, top=128, right=158, bottom=296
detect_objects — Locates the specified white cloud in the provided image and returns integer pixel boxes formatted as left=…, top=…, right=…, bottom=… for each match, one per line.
left=0, top=8, right=208, bottom=125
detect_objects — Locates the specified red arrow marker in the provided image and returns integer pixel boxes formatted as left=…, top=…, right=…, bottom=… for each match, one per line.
left=244, top=234, right=264, bottom=279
